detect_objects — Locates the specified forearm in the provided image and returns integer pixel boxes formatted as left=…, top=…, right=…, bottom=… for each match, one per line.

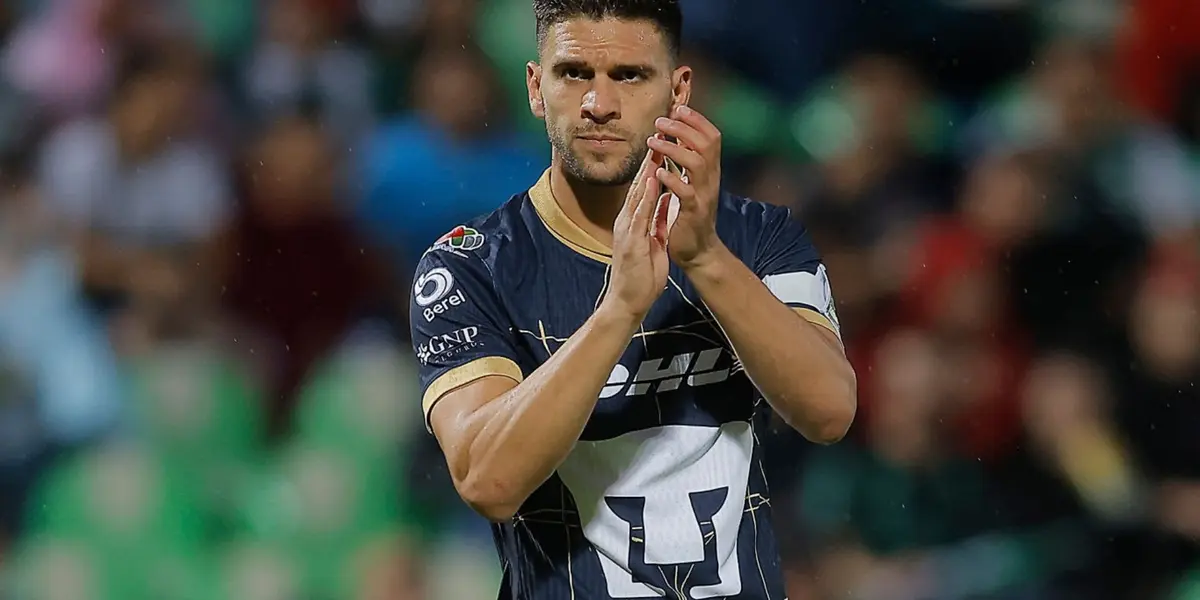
left=686, top=246, right=856, bottom=442
left=457, top=303, right=641, bottom=517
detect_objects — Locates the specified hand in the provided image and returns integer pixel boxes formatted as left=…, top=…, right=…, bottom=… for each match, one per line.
left=648, top=105, right=724, bottom=270
left=602, top=149, right=672, bottom=322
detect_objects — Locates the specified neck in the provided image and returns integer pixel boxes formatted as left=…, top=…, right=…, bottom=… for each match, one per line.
left=549, top=158, right=631, bottom=249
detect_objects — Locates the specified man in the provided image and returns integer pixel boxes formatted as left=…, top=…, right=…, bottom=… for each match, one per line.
left=410, top=1, right=857, bottom=598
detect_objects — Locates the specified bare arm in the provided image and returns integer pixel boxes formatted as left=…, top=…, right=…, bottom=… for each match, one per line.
left=685, top=247, right=856, bottom=443
left=429, top=304, right=641, bottom=521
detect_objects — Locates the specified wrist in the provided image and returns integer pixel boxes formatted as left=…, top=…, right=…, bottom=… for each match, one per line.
left=594, top=298, right=646, bottom=334
left=678, top=244, right=737, bottom=284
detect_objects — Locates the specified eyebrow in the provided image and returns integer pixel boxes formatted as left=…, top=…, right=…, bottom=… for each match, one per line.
left=551, top=59, right=659, bottom=77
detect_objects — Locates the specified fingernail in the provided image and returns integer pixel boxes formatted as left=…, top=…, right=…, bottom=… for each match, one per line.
left=677, top=105, right=691, bottom=116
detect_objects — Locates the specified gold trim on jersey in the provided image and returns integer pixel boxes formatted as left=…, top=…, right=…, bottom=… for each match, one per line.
left=793, top=307, right=840, bottom=340
left=528, top=169, right=613, bottom=264
left=423, top=357, right=524, bottom=426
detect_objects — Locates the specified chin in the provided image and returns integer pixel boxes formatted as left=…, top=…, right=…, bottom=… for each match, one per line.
left=573, top=153, right=645, bottom=185
left=579, top=169, right=634, bottom=186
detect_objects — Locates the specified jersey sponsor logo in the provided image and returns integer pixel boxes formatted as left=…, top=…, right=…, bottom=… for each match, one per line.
left=416, top=326, right=481, bottom=364
left=422, top=289, right=466, bottom=322
left=433, top=225, right=485, bottom=253
left=414, top=267, right=455, bottom=307
left=600, top=348, right=730, bottom=398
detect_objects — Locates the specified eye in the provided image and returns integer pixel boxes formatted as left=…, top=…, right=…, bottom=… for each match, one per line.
left=563, top=67, right=586, bottom=80
left=615, top=69, right=643, bottom=82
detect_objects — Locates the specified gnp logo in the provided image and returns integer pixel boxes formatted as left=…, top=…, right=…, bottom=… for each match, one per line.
left=417, top=326, right=481, bottom=364
left=600, top=348, right=730, bottom=398
left=414, top=267, right=466, bottom=321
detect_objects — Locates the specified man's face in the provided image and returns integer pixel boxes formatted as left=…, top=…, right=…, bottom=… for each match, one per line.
left=528, top=17, right=689, bottom=186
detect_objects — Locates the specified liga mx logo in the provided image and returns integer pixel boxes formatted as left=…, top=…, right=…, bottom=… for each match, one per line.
left=434, top=225, right=485, bottom=252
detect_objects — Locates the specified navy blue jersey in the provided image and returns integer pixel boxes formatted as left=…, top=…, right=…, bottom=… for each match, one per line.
left=411, top=170, right=839, bottom=600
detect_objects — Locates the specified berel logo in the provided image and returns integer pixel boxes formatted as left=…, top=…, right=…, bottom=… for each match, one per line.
left=422, top=288, right=466, bottom=322
left=414, top=267, right=455, bottom=307
left=417, top=326, right=481, bottom=364
left=600, top=348, right=730, bottom=398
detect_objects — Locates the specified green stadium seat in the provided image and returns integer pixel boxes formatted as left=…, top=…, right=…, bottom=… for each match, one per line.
left=19, top=445, right=213, bottom=599
left=234, top=439, right=403, bottom=598
left=216, top=539, right=302, bottom=600
left=126, top=347, right=265, bottom=533
left=293, top=346, right=422, bottom=461
left=6, top=536, right=106, bottom=600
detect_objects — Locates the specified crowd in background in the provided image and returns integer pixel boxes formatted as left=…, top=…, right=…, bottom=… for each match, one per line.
left=0, top=0, right=1196, bottom=598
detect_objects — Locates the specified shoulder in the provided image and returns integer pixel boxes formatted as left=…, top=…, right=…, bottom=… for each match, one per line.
left=715, top=192, right=814, bottom=259
left=412, top=192, right=537, bottom=284
left=716, top=192, right=804, bottom=237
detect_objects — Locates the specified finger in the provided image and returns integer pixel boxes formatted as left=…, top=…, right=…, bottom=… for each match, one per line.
left=617, top=149, right=657, bottom=224
left=650, top=191, right=671, bottom=246
left=655, top=166, right=696, bottom=209
left=654, top=117, right=706, bottom=152
left=647, top=136, right=704, bottom=174
left=673, top=105, right=722, bottom=142
left=629, top=170, right=662, bottom=234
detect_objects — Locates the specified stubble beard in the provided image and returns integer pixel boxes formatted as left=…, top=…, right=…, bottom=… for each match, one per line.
left=550, top=128, right=647, bottom=187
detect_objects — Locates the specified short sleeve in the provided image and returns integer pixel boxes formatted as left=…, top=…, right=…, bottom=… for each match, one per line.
left=753, top=206, right=841, bottom=340
left=410, top=248, right=523, bottom=428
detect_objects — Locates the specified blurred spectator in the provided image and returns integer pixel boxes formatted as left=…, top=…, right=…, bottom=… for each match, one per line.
left=796, top=329, right=1090, bottom=600
left=1105, top=241, right=1200, bottom=596
left=220, top=115, right=390, bottom=437
left=0, top=161, right=121, bottom=539
left=970, top=37, right=1198, bottom=239
left=358, top=42, right=545, bottom=273
left=243, top=0, right=375, bottom=144
left=3, top=0, right=191, bottom=117
left=36, top=43, right=230, bottom=339
left=788, top=53, right=958, bottom=337
left=1116, top=0, right=1200, bottom=129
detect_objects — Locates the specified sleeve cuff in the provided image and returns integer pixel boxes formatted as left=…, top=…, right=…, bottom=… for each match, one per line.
left=422, top=356, right=524, bottom=431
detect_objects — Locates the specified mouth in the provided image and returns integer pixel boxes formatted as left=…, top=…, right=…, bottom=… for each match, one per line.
left=576, top=135, right=626, bottom=147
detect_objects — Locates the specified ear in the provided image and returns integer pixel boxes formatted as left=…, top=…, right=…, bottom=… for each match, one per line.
left=527, top=61, right=545, bottom=120
left=670, top=65, right=693, bottom=112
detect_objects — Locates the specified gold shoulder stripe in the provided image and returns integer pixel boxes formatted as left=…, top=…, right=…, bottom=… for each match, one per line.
left=793, top=307, right=841, bottom=340
left=423, top=357, right=524, bottom=427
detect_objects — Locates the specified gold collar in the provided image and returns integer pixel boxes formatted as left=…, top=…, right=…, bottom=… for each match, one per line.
left=528, top=169, right=612, bottom=264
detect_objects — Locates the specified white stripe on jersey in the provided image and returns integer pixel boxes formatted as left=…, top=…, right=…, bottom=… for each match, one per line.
left=761, top=265, right=830, bottom=308
left=762, top=265, right=840, bottom=337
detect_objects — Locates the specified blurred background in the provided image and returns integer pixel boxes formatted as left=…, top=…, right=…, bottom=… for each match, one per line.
left=0, top=0, right=1196, bottom=598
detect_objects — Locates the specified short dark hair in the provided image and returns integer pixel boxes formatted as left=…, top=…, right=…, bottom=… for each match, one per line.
left=533, top=0, right=682, bottom=57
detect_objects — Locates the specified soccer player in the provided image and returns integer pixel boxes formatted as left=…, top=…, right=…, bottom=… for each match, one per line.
left=410, top=0, right=857, bottom=597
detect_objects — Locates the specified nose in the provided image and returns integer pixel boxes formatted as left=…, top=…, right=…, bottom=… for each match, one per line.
left=581, top=78, right=620, bottom=124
